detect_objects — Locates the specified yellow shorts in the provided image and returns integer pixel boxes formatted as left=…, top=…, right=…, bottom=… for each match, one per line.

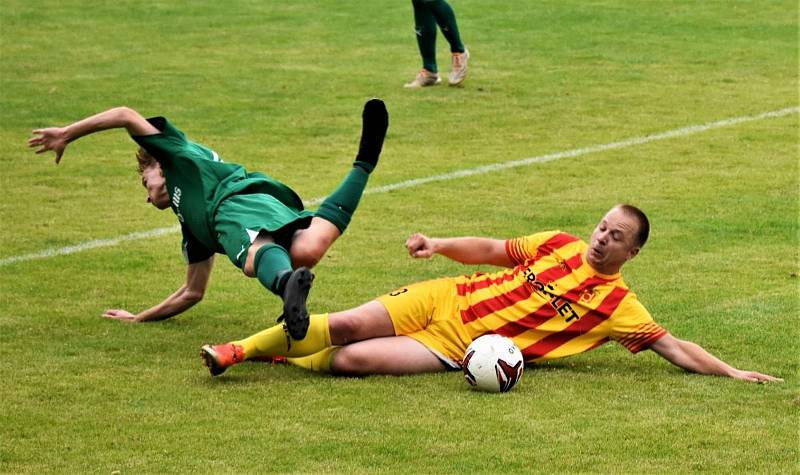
left=376, top=277, right=472, bottom=368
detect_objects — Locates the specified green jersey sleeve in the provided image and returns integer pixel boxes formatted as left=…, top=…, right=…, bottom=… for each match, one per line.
left=131, top=117, right=199, bottom=166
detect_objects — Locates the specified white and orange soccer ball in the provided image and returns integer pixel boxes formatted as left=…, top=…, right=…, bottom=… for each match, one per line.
left=463, top=334, right=524, bottom=393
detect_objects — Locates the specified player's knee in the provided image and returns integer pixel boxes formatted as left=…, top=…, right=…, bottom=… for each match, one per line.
left=290, top=242, right=327, bottom=268
left=328, top=313, right=363, bottom=345
left=242, top=255, right=259, bottom=277
left=330, top=346, right=371, bottom=375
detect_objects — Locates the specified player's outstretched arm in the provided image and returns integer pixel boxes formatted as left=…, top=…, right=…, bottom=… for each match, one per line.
left=28, top=107, right=160, bottom=164
left=648, top=334, right=783, bottom=383
left=103, top=257, right=214, bottom=323
left=405, top=233, right=514, bottom=267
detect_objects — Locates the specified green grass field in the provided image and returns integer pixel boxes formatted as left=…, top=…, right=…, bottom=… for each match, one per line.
left=1, top=1, right=798, bottom=472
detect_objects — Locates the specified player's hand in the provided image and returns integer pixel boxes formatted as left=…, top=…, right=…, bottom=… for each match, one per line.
left=406, top=233, right=435, bottom=259
left=28, top=127, right=69, bottom=164
left=102, top=309, right=139, bottom=322
left=731, top=369, right=784, bottom=383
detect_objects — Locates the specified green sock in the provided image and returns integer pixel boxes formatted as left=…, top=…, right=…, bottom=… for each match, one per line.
left=427, top=0, right=464, bottom=53
left=254, top=243, right=292, bottom=296
left=412, top=0, right=439, bottom=73
left=315, top=166, right=369, bottom=233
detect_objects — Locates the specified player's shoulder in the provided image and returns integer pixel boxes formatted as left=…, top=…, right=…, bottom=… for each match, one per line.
left=511, top=229, right=562, bottom=243
left=145, top=116, right=187, bottom=139
left=519, top=230, right=585, bottom=251
left=613, top=286, right=651, bottom=315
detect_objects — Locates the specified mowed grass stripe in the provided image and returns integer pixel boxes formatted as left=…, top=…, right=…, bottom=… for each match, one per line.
left=2, top=106, right=796, bottom=268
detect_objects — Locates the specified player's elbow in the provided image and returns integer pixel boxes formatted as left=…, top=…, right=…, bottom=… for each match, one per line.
left=111, top=106, right=135, bottom=117
left=110, top=106, right=141, bottom=125
left=183, top=289, right=205, bottom=304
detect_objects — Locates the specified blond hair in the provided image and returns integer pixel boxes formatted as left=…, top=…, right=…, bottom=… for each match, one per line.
left=136, top=147, right=158, bottom=175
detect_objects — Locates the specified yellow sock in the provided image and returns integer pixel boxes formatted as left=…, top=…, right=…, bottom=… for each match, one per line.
left=233, top=314, right=331, bottom=359
left=287, top=347, right=340, bottom=373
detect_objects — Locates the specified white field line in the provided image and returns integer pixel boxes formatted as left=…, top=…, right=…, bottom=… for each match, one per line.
left=2, top=106, right=797, bottom=267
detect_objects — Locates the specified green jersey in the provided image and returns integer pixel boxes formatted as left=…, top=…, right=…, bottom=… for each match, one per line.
left=132, top=117, right=307, bottom=261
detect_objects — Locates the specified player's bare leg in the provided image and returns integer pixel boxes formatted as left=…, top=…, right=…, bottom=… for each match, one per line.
left=289, top=217, right=340, bottom=268
left=328, top=300, right=396, bottom=345
left=331, top=336, right=447, bottom=375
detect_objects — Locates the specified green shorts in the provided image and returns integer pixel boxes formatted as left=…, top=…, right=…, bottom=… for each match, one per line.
left=213, top=193, right=315, bottom=268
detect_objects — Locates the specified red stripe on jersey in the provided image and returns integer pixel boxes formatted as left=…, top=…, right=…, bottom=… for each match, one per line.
left=620, top=333, right=652, bottom=348
left=531, top=253, right=584, bottom=284
left=505, top=239, right=519, bottom=264
left=457, top=268, right=524, bottom=296
left=556, top=275, right=607, bottom=302
left=459, top=252, right=583, bottom=323
left=522, top=286, right=629, bottom=360
left=492, top=305, right=557, bottom=338
left=458, top=249, right=583, bottom=297
left=618, top=323, right=665, bottom=347
left=506, top=232, right=579, bottom=265
left=531, top=233, right=580, bottom=263
left=628, top=329, right=668, bottom=353
left=512, top=239, right=526, bottom=263
left=460, top=282, right=533, bottom=323
left=492, top=275, right=609, bottom=337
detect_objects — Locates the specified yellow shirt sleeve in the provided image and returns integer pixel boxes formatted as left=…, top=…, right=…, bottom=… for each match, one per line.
left=505, top=230, right=562, bottom=265
left=609, top=293, right=668, bottom=353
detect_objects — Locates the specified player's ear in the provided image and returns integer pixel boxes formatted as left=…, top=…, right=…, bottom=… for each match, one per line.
left=627, top=246, right=640, bottom=260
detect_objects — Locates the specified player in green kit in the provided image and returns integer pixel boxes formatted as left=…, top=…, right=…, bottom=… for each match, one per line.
left=27, top=99, right=389, bottom=339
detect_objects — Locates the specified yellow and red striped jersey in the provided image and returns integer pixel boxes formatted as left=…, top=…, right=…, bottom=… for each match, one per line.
left=454, top=230, right=667, bottom=362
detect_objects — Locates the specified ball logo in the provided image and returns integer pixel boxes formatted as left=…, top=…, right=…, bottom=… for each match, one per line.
left=495, top=358, right=523, bottom=393
left=463, top=349, right=477, bottom=387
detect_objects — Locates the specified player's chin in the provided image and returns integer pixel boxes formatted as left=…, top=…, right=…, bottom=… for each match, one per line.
left=152, top=200, right=171, bottom=210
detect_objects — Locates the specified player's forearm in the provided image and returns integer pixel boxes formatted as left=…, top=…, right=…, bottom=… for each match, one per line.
left=134, top=286, right=203, bottom=322
left=671, top=340, right=738, bottom=377
left=62, top=107, right=142, bottom=143
left=431, top=237, right=501, bottom=264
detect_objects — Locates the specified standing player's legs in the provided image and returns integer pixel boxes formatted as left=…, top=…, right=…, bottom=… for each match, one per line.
left=424, top=0, right=468, bottom=86
left=412, top=0, right=439, bottom=74
left=405, top=0, right=442, bottom=88
left=426, top=0, right=465, bottom=54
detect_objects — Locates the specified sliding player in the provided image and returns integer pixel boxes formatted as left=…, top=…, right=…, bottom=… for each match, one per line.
left=201, top=205, right=782, bottom=383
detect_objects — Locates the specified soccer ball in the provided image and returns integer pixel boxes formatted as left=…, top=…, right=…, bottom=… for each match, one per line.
left=463, top=334, right=524, bottom=393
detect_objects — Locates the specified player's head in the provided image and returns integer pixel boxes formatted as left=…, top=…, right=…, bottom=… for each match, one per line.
left=136, top=148, right=170, bottom=210
left=586, top=204, right=649, bottom=274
